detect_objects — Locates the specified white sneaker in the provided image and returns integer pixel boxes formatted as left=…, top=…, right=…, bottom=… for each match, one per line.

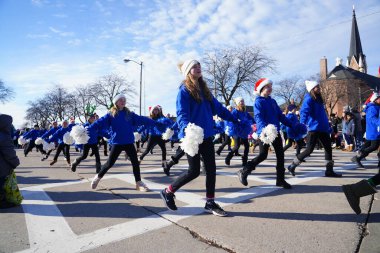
left=136, top=181, right=149, bottom=192
left=91, top=175, right=101, bottom=189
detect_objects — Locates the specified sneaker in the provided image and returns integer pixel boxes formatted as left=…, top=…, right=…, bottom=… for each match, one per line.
left=350, top=156, right=364, bottom=168
left=136, top=181, right=149, bottom=192
left=276, top=179, right=292, bottom=189
left=91, top=175, right=101, bottom=189
left=163, top=161, right=171, bottom=176
left=160, top=189, right=177, bottom=211
left=325, top=170, right=342, bottom=177
left=237, top=169, right=249, bottom=186
left=204, top=201, right=227, bottom=217
left=71, top=162, right=77, bottom=172
left=49, top=160, right=57, bottom=166
left=287, top=163, right=296, bottom=176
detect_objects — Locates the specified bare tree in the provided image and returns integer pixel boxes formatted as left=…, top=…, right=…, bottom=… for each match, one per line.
left=89, top=73, right=137, bottom=110
left=202, top=45, right=276, bottom=105
left=272, top=75, right=306, bottom=106
left=0, top=79, right=15, bottom=103
left=73, top=85, right=97, bottom=123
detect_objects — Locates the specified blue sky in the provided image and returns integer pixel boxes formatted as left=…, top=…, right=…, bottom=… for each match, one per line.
left=1, top=0, right=380, bottom=128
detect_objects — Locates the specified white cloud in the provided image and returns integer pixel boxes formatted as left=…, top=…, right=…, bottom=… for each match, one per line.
left=49, top=26, right=74, bottom=37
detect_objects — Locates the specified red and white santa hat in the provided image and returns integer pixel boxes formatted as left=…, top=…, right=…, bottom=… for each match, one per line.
left=254, top=78, right=272, bottom=95
left=369, top=92, right=380, bottom=103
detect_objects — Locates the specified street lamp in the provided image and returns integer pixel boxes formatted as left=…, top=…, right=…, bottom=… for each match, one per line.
left=124, top=58, right=143, bottom=115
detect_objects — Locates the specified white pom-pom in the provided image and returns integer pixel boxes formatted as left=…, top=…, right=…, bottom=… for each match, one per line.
left=70, top=125, right=90, bottom=144
left=18, top=136, right=28, bottom=145
left=35, top=137, right=43, bottom=145
left=180, top=123, right=204, bottom=157
left=43, top=141, right=56, bottom=151
left=259, top=124, right=278, bottom=144
left=134, top=132, right=141, bottom=142
left=162, top=128, right=174, bottom=140
left=252, top=132, right=259, bottom=140
left=63, top=132, right=75, bottom=145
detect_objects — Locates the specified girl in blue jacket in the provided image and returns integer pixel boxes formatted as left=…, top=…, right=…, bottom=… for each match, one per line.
left=160, top=59, right=238, bottom=217
left=237, top=78, right=295, bottom=189
left=351, top=93, right=380, bottom=168
left=88, top=94, right=159, bottom=192
left=283, top=104, right=304, bottom=155
left=287, top=81, right=341, bottom=177
left=23, top=124, right=41, bottom=157
left=139, top=105, right=173, bottom=168
left=48, top=120, right=72, bottom=167
left=216, top=105, right=234, bottom=155
left=40, top=121, right=59, bottom=161
left=225, top=97, right=254, bottom=166
left=70, top=114, right=102, bottom=173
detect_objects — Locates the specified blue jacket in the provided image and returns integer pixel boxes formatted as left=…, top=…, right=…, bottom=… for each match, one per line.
left=48, top=127, right=71, bottom=144
left=300, top=93, right=330, bottom=133
left=41, top=126, right=59, bottom=140
left=149, top=116, right=173, bottom=136
left=254, top=96, right=293, bottom=135
left=214, top=120, right=225, bottom=134
left=176, top=84, right=237, bottom=139
left=23, top=129, right=40, bottom=141
left=364, top=103, right=380, bottom=140
left=231, top=109, right=255, bottom=138
left=83, top=122, right=100, bottom=145
left=89, top=109, right=157, bottom=145
left=286, top=113, right=302, bottom=140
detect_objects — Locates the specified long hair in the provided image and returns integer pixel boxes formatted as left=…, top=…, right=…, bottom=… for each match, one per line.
left=236, top=104, right=246, bottom=112
left=310, top=89, right=324, bottom=103
left=109, top=105, right=130, bottom=117
left=150, top=107, right=163, bottom=119
left=184, top=75, right=212, bottom=103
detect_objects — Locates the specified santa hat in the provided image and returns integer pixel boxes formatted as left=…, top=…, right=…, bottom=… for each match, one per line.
left=178, top=59, right=199, bottom=78
left=234, top=97, right=244, bottom=105
left=112, top=94, right=126, bottom=105
left=254, top=78, right=272, bottom=95
left=370, top=92, right=380, bottom=103
left=305, top=80, right=318, bottom=92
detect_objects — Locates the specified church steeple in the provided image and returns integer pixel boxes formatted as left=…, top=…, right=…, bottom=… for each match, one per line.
left=348, top=6, right=367, bottom=73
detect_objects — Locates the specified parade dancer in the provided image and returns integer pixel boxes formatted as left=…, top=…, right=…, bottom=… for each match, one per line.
left=225, top=97, right=254, bottom=166
left=40, top=121, right=59, bottom=161
left=70, top=114, right=102, bottom=173
left=160, top=59, right=238, bottom=216
left=23, top=125, right=41, bottom=157
left=88, top=94, right=161, bottom=192
left=287, top=81, right=342, bottom=177
left=237, top=78, right=303, bottom=189
left=351, top=92, right=380, bottom=168
left=283, top=104, right=304, bottom=156
left=48, top=120, right=72, bottom=167
left=139, top=105, right=173, bottom=168
left=216, top=105, right=234, bottom=155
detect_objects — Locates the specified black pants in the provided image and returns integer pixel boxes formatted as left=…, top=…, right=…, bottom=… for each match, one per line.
left=98, top=144, right=141, bottom=181
left=245, top=135, right=285, bottom=181
left=297, top=132, right=332, bottom=161
left=35, top=144, right=47, bottom=155
left=24, top=141, right=36, bottom=156
left=283, top=138, right=303, bottom=155
left=54, top=143, right=70, bottom=161
left=170, top=138, right=216, bottom=198
left=140, top=135, right=166, bottom=161
left=171, top=146, right=185, bottom=164
left=217, top=134, right=231, bottom=153
left=76, top=144, right=100, bottom=165
left=358, top=140, right=380, bottom=159
left=371, top=174, right=380, bottom=186
left=231, top=137, right=249, bottom=160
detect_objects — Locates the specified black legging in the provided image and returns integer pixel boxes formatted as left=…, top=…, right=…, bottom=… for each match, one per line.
left=283, top=138, right=303, bottom=155
left=98, top=144, right=141, bottom=181
left=75, top=144, right=100, bottom=165
left=24, top=140, right=36, bottom=156
left=297, top=132, right=332, bottom=161
left=170, top=138, right=216, bottom=198
left=225, top=137, right=249, bottom=164
left=216, top=134, right=231, bottom=154
left=53, top=143, right=70, bottom=161
left=171, top=146, right=185, bottom=164
left=35, top=144, right=47, bottom=155
left=245, top=134, right=285, bottom=181
left=140, top=135, right=166, bottom=161
left=358, top=140, right=380, bottom=159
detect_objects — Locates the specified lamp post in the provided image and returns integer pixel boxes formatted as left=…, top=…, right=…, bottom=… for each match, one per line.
left=124, top=58, right=143, bottom=115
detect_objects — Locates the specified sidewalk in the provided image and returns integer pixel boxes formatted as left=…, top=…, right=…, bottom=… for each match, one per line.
left=0, top=147, right=379, bottom=253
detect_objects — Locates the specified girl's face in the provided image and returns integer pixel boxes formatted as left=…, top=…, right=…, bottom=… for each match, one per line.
left=190, top=63, right=202, bottom=78
left=153, top=108, right=159, bottom=115
left=260, top=84, right=272, bottom=97
left=239, top=100, right=245, bottom=106
left=116, top=97, right=126, bottom=109
left=313, top=85, right=321, bottom=94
